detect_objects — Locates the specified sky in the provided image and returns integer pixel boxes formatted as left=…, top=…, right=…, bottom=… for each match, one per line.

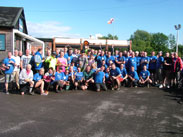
left=0, top=0, right=183, bottom=44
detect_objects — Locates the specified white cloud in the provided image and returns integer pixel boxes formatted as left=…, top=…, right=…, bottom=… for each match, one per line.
left=27, top=21, right=80, bottom=38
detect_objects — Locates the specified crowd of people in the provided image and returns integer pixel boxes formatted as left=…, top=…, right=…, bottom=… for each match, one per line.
left=1, top=46, right=183, bottom=95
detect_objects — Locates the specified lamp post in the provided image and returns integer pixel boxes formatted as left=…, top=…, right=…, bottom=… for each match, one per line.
left=174, top=24, right=181, bottom=53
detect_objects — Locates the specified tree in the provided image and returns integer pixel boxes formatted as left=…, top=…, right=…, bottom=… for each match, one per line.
left=168, top=34, right=176, bottom=49
left=151, top=32, right=169, bottom=52
left=130, top=30, right=152, bottom=54
left=99, top=33, right=118, bottom=40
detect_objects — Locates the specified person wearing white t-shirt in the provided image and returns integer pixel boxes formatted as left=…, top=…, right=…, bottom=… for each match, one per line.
left=20, top=49, right=32, bottom=70
left=12, top=50, right=20, bottom=89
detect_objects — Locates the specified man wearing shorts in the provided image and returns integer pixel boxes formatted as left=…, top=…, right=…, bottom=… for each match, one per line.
left=2, top=51, right=16, bottom=94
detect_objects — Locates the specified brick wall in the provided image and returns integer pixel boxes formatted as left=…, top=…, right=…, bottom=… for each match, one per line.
left=0, top=29, right=13, bottom=63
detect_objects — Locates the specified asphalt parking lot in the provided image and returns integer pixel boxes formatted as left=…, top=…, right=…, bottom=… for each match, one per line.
left=0, top=86, right=183, bottom=137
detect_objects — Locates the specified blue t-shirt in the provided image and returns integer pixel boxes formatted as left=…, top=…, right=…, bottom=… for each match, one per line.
left=128, top=71, right=139, bottom=80
left=120, top=68, right=127, bottom=78
left=75, top=72, right=83, bottom=81
left=64, top=53, right=68, bottom=59
left=140, top=70, right=150, bottom=80
left=140, top=57, right=150, bottom=69
left=34, top=51, right=43, bottom=70
left=124, top=56, right=129, bottom=69
left=110, top=67, right=121, bottom=77
left=97, top=55, right=106, bottom=68
left=33, top=73, right=43, bottom=82
left=116, top=56, right=125, bottom=67
left=3, top=58, right=15, bottom=74
left=55, top=72, right=64, bottom=81
left=106, top=56, right=115, bottom=66
left=63, top=73, right=69, bottom=81
left=67, top=54, right=73, bottom=65
left=94, top=71, right=105, bottom=84
left=149, top=56, right=157, bottom=70
left=128, top=57, right=137, bottom=71
left=156, top=56, right=164, bottom=69
left=136, top=56, right=141, bottom=67
left=105, top=72, right=110, bottom=80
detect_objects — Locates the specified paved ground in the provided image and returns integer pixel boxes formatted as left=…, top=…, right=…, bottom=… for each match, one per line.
left=0, top=86, right=183, bottom=137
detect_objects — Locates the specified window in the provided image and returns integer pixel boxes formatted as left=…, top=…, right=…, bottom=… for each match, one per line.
left=0, top=34, right=5, bottom=50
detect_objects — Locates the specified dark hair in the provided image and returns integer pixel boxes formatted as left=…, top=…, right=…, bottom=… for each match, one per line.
left=38, top=48, right=42, bottom=52
left=49, top=67, right=53, bottom=71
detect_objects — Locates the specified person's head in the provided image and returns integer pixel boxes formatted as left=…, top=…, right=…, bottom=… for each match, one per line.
left=143, top=65, right=147, bottom=71
left=77, top=67, right=81, bottom=72
left=158, top=51, right=163, bottom=57
left=140, top=51, right=144, bottom=57
left=58, top=67, right=63, bottom=73
left=135, top=51, right=139, bottom=57
left=60, top=50, right=64, bottom=57
left=65, top=69, right=69, bottom=75
left=18, top=51, right=22, bottom=57
left=109, top=60, right=113, bottom=65
left=165, top=52, right=169, bottom=57
left=52, top=52, right=56, bottom=58
left=91, top=63, right=96, bottom=69
left=174, top=52, right=178, bottom=58
left=115, top=50, right=119, bottom=55
left=144, top=52, right=147, bottom=57
left=26, top=64, right=32, bottom=71
left=171, top=52, right=174, bottom=58
left=86, top=65, right=91, bottom=72
left=101, top=50, right=105, bottom=56
left=120, top=63, right=124, bottom=69
left=8, top=51, right=12, bottom=58
left=131, top=66, right=135, bottom=72
left=14, top=49, right=18, bottom=56
left=131, top=52, right=135, bottom=57
left=108, top=51, right=111, bottom=57
left=91, top=49, right=94, bottom=54
left=48, top=67, right=53, bottom=74
left=101, top=65, right=105, bottom=71
left=94, top=50, right=98, bottom=55
left=38, top=48, right=42, bottom=54
left=81, top=50, right=85, bottom=56
left=68, top=48, right=73, bottom=55
left=111, top=63, right=116, bottom=70
left=151, top=51, right=155, bottom=56
left=106, top=67, right=110, bottom=73
left=102, top=60, right=106, bottom=65
left=69, top=66, right=73, bottom=72
left=47, top=50, right=51, bottom=56
left=71, top=61, right=75, bottom=66
left=74, top=49, right=78, bottom=54
left=119, top=52, right=123, bottom=57
left=56, top=49, right=60, bottom=54
left=26, top=49, right=30, bottom=56
left=39, top=68, right=45, bottom=75
left=64, top=46, right=68, bottom=53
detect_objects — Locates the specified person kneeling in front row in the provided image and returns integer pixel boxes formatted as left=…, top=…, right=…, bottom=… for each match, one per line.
left=19, top=64, right=34, bottom=95
left=128, top=66, right=139, bottom=88
left=139, top=65, right=152, bottom=88
left=33, top=68, right=48, bottom=95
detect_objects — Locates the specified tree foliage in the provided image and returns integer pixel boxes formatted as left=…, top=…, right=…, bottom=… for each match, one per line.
left=99, top=33, right=118, bottom=40
left=130, top=30, right=174, bottom=55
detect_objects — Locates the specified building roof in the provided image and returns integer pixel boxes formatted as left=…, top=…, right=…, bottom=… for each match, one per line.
left=0, top=6, right=27, bottom=33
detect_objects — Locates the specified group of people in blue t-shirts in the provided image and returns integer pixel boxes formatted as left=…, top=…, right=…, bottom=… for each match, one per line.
left=2, top=46, right=183, bottom=95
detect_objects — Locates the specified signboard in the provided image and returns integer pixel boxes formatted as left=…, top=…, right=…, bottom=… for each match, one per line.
left=0, top=34, right=5, bottom=50
left=19, top=19, right=23, bottom=32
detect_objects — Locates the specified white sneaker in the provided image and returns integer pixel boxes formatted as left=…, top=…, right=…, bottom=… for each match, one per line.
left=167, top=85, right=170, bottom=89
left=41, top=92, right=48, bottom=96
left=159, top=84, right=163, bottom=88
